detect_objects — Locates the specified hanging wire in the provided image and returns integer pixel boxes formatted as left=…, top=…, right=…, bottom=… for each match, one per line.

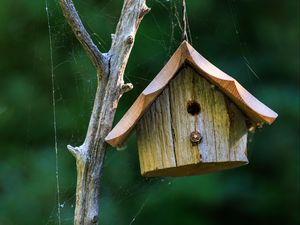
left=182, top=0, right=188, bottom=41
left=185, top=7, right=193, bottom=44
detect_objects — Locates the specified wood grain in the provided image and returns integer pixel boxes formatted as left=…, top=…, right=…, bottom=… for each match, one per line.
left=228, top=102, right=248, bottom=162
left=169, top=67, right=201, bottom=166
left=105, top=41, right=277, bottom=148
left=136, top=87, right=176, bottom=175
left=136, top=65, right=248, bottom=177
left=60, top=0, right=151, bottom=223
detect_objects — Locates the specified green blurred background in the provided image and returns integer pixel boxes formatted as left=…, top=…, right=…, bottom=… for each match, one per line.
left=0, top=0, right=299, bottom=224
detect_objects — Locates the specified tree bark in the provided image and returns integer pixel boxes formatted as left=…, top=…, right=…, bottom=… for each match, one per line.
left=59, top=0, right=150, bottom=224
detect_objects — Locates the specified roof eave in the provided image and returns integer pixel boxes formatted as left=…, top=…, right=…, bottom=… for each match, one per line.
left=105, top=41, right=278, bottom=147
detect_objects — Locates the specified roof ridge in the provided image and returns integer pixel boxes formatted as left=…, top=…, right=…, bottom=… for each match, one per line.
left=105, top=41, right=277, bottom=147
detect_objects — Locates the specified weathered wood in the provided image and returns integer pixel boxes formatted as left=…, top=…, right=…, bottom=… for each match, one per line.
left=135, top=65, right=249, bottom=177
left=59, top=0, right=107, bottom=75
left=228, top=102, right=248, bottom=162
left=105, top=41, right=278, bottom=148
left=60, top=0, right=150, bottom=224
left=169, top=67, right=201, bottom=166
left=170, top=66, right=231, bottom=165
left=136, top=87, right=176, bottom=175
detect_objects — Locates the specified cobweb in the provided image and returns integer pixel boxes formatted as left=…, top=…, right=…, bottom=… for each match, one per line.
left=44, top=0, right=259, bottom=224
left=46, top=0, right=61, bottom=224
left=44, top=1, right=178, bottom=224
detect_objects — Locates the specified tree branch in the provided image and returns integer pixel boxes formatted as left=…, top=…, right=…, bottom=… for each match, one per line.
left=121, top=83, right=134, bottom=94
left=59, top=0, right=150, bottom=224
left=110, top=1, right=150, bottom=83
left=59, top=0, right=107, bottom=76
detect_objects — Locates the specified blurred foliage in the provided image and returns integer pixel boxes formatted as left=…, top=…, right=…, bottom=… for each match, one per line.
left=0, top=0, right=299, bottom=225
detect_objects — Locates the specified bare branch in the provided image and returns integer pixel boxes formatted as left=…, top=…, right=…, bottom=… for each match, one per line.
left=67, top=145, right=79, bottom=157
left=109, top=1, right=150, bottom=84
left=59, top=0, right=150, bottom=224
left=121, top=83, right=134, bottom=94
left=59, top=0, right=107, bottom=75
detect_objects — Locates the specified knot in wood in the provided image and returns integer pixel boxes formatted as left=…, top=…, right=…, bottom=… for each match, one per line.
left=190, top=131, right=202, bottom=145
left=75, top=30, right=81, bottom=37
left=126, top=35, right=134, bottom=45
left=91, top=215, right=99, bottom=224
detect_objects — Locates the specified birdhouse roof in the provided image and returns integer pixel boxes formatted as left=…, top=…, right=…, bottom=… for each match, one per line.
left=105, top=41, right=277, bottom=147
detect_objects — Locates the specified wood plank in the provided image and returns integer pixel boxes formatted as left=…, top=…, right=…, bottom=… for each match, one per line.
left=212, top=88, right=230, bottom=162
left=228, top=102, right=248, bottom=162
left=169, top=66, right=202, bottom=166
left=136, top=87, right=176, bottom=175
left=169, top=66, right=231, bottom=165
left=194, top=68, right=217, bottom=163
left=138, top=65, right=248, bottom=176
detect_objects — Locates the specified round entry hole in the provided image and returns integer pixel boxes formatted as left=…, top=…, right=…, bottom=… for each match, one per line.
left=187, top=100, right=201, bottom=116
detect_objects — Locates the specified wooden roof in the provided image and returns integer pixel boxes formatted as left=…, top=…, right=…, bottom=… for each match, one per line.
left=105, top=41, right=278, bottom=147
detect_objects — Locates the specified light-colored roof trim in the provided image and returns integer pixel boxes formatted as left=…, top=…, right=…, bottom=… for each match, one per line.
left=105, top=41, right=278, bottom=147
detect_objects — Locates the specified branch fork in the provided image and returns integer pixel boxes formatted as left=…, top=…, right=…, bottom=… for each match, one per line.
left=67, top=145, right=88, bottom=161
left=59, top=0, right=149, bottom=224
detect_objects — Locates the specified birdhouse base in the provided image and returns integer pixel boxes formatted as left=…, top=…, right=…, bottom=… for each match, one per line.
left=142, top=161, right=248, bottom=177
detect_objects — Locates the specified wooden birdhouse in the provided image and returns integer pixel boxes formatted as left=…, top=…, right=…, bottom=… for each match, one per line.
left=105, top=41, right=277, bottom=177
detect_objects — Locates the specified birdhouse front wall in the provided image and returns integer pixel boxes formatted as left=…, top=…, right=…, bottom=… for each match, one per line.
left=136, top=65, right=248, bottom=177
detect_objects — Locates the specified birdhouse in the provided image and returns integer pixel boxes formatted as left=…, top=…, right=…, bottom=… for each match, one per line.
left=105, top=41, right=277, bottom=177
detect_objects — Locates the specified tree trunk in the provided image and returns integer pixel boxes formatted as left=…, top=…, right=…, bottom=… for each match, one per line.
left=59, top=0, right=150, bottom=224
